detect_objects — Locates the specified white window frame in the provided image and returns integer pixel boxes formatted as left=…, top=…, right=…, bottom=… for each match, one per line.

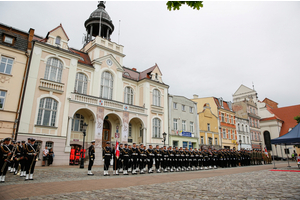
left=45, top=141, right=53, bottom=149
left=153, top=89, right=161, bottom=106
left=208, top=137, right=212, bottom=145
left=215, top=138, right=218, bottom=145
left=200, top=136, right=204, bottom=144
left=44, top=58, right=63, bottom=82
left=223, top=129, right=226, bottom=138
left=37, top=98, right=58, bottom=127
left=0, top=56, right=14, bottom=75
left=124, top=87, right=134, bottom=105
left=4, top=35, right=14, bottom=44
left=173, top=118, right=178, bottom=130
left=75, top=73, right=88, bottom=94
left=173, top=102, right=177, bottom=109
left=152, top=118, right=161, bottom=138
left=182, top=105, right=186, bottom=112
left=207, top=123, right=210, bottom=131
left=100, top=71, right=113, bottom=99
left=55, top=36, right=61, bottom=45
left=221, top=113, right=224, bottom=122
left=190, top=122, right=194, bottom=133
left=182, top=120, right=186, bottom=131
left=72, top=113, right=84, bottom=132
left=0, top=90, right=6, bottom=110
left=189, top=106, right=193, bottom=113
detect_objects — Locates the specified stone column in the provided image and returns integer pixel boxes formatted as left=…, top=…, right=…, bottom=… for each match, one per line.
left=143, top=128, right=146, bottom=145
left=64, top=117, right=72, bottom=152
left=89, top=25, right=93, bottom=41
left=212, top=133, right=215, bottom=146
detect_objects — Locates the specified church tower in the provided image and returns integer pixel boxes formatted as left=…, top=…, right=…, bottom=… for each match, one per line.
left=84, top=1, right=114, bottom=44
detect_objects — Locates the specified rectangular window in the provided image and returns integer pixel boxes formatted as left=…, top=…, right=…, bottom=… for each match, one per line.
left=0, top=56, right=13, bottom=74
left=215, top=138, right=218, bottom=145
left=173, top=102, right=177, bottom=109
left=200, top=136, right=204, bottom=144
left=183, top=141, right=188, bottom=148
left=45, top=141, right=53, bottom=149
left=227, top=114, right=229, bottom=123
left=208, top=137, right=212, bottom=145
left=221, top=113, right=224, bottom=122
left=173, top=119, right=178, bottom=130
left=0, top=90, right=6, bottom=109
left=128, top=123, right=132, bottom=137
left=231, top=116, right=233, bottom=124
left=173, top=140, right=178, bottom=147
left=229, top=130, right=231, bottom=139
left=189, top=106, right=193, bottom=113
left=223, top=129, right=226, bottom=138
left=182, top=120, right=186, bottom=131
left=207, top=123, right=210, bottom=131
left=190, top=122, right=194, bottom=133
left=4, top=35, right=14, bottom=44
left=182, top=105, right=185, bottom=111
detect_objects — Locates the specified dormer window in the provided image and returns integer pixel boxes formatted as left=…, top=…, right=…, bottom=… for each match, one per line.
left=55, top=36, right=61, bottom=45
left=3, top=34, right=15, bottom=45
left=155, top=73, right=158, bottom=80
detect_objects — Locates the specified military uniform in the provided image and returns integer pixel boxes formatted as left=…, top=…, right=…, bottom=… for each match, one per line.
left=146, top=146, right=155, bottom=173
left=121, top=144, right=130, bottom=175
left=138, top=145, right=147, bottom=174
left=162, top=147, right=169, bottom=172
left=102, top=142, right=112, bottom=176
left=0, top=138, right=12, bottom=182
left=25, top=138, right=39, bottom=180
left=87, top=141, right=95, bottom=175
left=174, top=147, right=180, bottom=171
left=154, top=146, right=162, bottom=172
left=130, top=144, right=139, bottom=174
left=168, top=147, right=175, bottom=172
left=14, top=141, right=22, bottom=175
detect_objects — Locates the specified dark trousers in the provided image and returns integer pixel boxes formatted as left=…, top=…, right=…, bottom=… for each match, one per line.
left=118, top=158, right=123, bottom=170
left=21, top=158, right=26, bottom=171
left=0, top=159, right=9, bottom=176
left=155, top=158, right=160, bottom=169
left=88, top=159, right=94, bottom=170
left=25, top=156, right=36, bottom=174
left=14, top=158, right=20, bottom=172
left=123, top=157, right=129, bottom=170
left=104, top=158, right=110, bottom=170
left=147, top=158, right=153, bottom=170
left=113, top=157, right=118, bottom=170
left=132, top=157, right=137, bottom=170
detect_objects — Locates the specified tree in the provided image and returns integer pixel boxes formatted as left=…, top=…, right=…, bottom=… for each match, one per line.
left=294, top=115, right=300, bottom=124
left=166, top=1, right=204, bottom=11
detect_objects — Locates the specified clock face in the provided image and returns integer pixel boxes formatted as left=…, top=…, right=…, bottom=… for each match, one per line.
left=106, top=59, right=112, bottom=66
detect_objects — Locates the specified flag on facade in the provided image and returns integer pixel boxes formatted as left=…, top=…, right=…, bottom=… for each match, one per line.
left=264, top=147, right=268, bottom=157
left=115, top=140, right=120, bottom=159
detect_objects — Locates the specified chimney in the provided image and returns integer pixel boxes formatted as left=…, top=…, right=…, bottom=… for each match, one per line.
left=193, top=94, right=199, bottom=99
left=132, top=68, right=137, bottom=71
left=27, top=28, right=35, bottom=50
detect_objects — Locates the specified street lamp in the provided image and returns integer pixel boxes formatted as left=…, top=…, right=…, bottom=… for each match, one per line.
left=80, top=122, right=88, bottom=169
left=162, top=132, right=167, bottom=146
left=239, top=139, right=242, bottom=150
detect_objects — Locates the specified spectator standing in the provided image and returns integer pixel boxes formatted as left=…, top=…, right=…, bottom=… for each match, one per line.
left=42, top=146, right=49, bottom=166
left=48, top=148, right=54, bottom=166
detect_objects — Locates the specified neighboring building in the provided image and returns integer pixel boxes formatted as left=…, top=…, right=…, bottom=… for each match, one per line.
left=233, top=85, right=262, bottom=150
left=198, top=103, right=220, bottom=149
left=17, top=2, right=169, bottom=165
left=0, top=23, right=34, bottom=139
left=235, top=117, right=251, bottom=150
left=257, top=98, right=300, bottom=158
left=191, top=95, right=236, bottom=149
left=168, top=95, right=199, bottom=148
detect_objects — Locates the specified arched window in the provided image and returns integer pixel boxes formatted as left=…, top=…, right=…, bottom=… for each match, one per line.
left=152, top=118, right=161, bottom=138
left=55, top=36, right=61, bottom=45
left=237, top=123, right=240, bottom=131
left=124, top=87, right=133, bottom=104
left=37, top=98, right=58, bottom=127
left=245, top=125, right=248, bottom=133
left=45, top=141, right=53, bottom=149
left=75, top=73, right=88, bottom=94
left=242, top=124, right=244, bottom=132
left=153, top=89, right=160, bottom=106
left=100, top=71, right=113, bottom=99
left=44, top=58, right=63, bottom=82
left=72, top=113, right=84, bottom=132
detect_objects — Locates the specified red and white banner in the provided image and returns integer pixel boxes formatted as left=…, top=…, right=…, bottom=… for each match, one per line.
left=264, top=147, right=268, bottom=157
left=115, top=140, right=120, bottom=159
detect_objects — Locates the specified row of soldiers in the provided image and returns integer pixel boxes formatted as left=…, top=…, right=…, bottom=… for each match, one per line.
left=88, top=141, right=266, bottom=176
left=0, top=137, right=40, bottom=182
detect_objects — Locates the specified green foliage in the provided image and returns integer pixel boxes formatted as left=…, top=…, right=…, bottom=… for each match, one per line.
left=166, top=1, right=204, bottom=11
left=294, top=115, right=300, bottom=124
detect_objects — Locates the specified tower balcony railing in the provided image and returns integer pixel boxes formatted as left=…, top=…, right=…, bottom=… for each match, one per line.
left=70, top=93, right=146, bottom=114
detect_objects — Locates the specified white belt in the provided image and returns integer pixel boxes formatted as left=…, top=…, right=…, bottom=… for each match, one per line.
left=156, top=154, right=162, bottom=156
left=132, top=153, right=138, bottom=155
left=27, top=153, right=34, bottom=155
left=105, top=154, right=111, bottom=156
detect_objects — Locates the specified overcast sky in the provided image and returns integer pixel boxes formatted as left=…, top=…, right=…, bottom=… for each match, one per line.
left=1, top=1, right=299, bottom=107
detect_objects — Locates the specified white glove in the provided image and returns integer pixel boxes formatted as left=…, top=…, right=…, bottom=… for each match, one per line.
left=103, top=159, right=104, bottom=161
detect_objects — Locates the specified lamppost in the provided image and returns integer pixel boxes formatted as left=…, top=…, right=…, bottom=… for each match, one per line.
left=80, top=122, right=88, bottom=169
left=162, top=132, right=167, bottom=146
left=239, top=139, right=242, bottom=150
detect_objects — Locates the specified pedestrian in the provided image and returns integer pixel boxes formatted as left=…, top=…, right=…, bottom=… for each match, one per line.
left=102, top=141, right=112, bottom=176
left=48, top=148, right=54, bottom=166
left=69, top=146, right=75, bottom=165
left=87, top=141, right=95, bottom=175
left=42, top=146, right=49, bottom=166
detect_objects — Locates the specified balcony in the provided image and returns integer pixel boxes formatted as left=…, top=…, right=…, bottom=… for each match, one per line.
left=70, top=93, right=147, bottom=115
left=39, top=79, right=64, bottom=94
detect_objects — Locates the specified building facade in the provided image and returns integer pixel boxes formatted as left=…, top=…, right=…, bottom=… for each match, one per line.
left=0, top=23, right=34, bottom=139
left=235, top=117, right=251, bottom=150
left=168, top=95, right=199, bottom=148
left=17, top=2, right=169, bottom=165
left=198, top=103, right=220, bottom=149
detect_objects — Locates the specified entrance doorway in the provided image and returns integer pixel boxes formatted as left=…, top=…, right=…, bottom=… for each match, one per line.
left=102, top=120, right=111, bottom=148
